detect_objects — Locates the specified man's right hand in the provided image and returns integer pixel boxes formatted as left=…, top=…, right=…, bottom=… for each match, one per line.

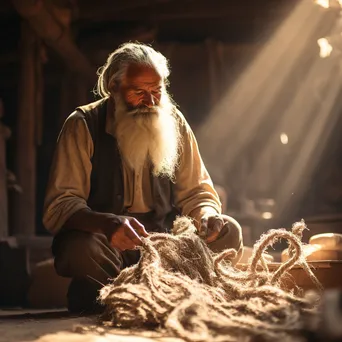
left=64, top=209, right=149, bottom=251
left=105, top=215, right=149, bottom=251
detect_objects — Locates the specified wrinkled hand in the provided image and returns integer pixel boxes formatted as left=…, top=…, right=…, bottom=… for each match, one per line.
left=102, top=215, right=149, bottom=251
left=199, top=214, right=228, bottom=243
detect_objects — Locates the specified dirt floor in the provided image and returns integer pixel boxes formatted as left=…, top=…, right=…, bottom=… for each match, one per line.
left=0, top=309, right=182, bottom=342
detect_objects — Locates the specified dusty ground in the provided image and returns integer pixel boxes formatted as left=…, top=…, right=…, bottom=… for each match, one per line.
left=0, top=309, right=182, bottom=342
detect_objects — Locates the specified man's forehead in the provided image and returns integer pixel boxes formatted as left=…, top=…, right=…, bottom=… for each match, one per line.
left=123, top=63, right=162, bottom=88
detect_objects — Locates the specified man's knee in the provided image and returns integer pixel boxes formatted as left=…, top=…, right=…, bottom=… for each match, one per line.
left=52, top=229, right=111, bottom=277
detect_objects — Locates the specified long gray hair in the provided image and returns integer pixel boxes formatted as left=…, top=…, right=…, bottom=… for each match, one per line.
left=95, top=42, right=170, bottom=98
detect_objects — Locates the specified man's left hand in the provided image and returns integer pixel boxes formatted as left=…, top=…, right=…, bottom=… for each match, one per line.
left=199, top=214, right=227, bottom=243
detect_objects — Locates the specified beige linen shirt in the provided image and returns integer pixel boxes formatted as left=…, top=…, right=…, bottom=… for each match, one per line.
left=43, top=101, right=221, bottom=235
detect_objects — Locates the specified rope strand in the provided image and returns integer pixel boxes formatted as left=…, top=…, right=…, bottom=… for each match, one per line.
left=99, top=217, right=321, bottom=341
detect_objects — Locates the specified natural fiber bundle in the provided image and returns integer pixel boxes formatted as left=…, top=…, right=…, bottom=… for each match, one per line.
left=99, top=217, right=321, bottom=342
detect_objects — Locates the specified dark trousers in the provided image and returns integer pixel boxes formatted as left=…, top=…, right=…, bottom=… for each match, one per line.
left=52, top=230, right=140, bottom=312
left=52, top=219, right=243, bottom=312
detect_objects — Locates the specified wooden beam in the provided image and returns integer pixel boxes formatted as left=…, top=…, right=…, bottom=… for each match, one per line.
left=79, top=26, right=158, bottom=53
left=59, top=71, right=89, bottom=127
left=77, top=0, right=297, bottom=23
left=35, top=41, right=44, bottom=146
left=0, top=100, right=11, bottom=238
left=12, top=0, right=96, bottom=85
left=79, top=0, right=175, bottom=20
left=12, top=22, right=37, bottom=236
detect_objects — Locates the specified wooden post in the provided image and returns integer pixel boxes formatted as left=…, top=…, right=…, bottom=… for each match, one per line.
left=59, top=71, right=72, bottom=127
left=35, top=42, right=44, bottom=146
left=13, top=22, right=38, bottom=236
left=60, top=71, right=89, bottom=127
left=0, top=100, right=11, bottom=238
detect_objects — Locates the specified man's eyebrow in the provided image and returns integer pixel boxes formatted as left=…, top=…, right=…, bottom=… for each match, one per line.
left=129, top=86, right=143, bottom=91
left=130, top=85, right=162, bottom=91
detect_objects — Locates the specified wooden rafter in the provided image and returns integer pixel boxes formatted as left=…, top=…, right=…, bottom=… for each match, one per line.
left=12, top=0, right=96, bottom=84
left=77, top=0, right=297, bottom=23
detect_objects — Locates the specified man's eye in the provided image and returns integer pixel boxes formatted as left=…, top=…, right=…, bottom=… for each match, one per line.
left=135, top=91, right=144, bottom=96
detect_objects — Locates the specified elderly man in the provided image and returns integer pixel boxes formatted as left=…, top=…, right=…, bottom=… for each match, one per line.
left=43, top=42, right=243, bottom=314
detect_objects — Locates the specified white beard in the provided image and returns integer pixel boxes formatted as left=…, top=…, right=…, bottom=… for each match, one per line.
left=114, top=91, right=181, bottom=180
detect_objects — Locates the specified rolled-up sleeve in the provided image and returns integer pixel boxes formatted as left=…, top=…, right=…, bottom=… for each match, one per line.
left=173, top=115, right=221, bottom=222
left=43, top=111, right=94, bottom=235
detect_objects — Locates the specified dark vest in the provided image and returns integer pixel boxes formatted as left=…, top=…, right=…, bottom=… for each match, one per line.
left=76, top=98, right=178, bottom=233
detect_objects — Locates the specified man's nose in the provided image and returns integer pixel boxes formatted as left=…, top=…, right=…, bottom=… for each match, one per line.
left=143, top=93, right=155, bottom=108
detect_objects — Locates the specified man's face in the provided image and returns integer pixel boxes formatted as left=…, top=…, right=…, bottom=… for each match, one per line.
left=118, top=63, right=163, bottom=111
left=114, top=62, right=179, bottom=179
